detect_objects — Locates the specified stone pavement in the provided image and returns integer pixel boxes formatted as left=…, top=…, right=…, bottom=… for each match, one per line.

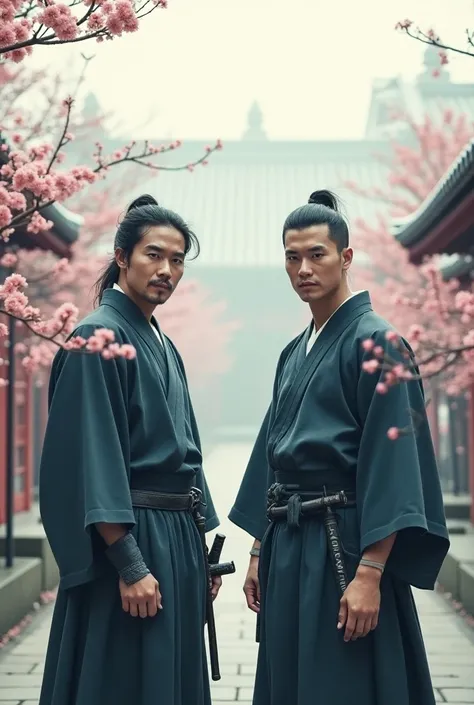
left=1, top=442, right=474, bottom=704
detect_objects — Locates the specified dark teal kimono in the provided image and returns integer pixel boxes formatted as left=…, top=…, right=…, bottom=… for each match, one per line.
left=229, top=291, right=449, bottom=705
left=39, top=288, right=219, bottom=705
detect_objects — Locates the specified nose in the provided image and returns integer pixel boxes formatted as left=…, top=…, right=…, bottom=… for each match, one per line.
left=157, top=260, right=171, bottom=279
left=298, top=259, right=312, bottom=277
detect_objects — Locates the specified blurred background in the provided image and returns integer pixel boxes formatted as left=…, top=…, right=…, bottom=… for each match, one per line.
left=1, top=0, right=474, bottom=629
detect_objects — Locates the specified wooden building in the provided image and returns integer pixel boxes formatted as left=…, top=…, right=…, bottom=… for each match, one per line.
left=392, top=139, right=474, bottom=519
left=0, top=202, right=82, bottom=524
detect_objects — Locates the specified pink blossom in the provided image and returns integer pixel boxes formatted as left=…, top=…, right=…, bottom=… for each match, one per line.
left=12, top=164, right=42, bottom=193
left=361, top=338, right=374, bottom=352
left=0, top=1, right=15, bottom=23
left=385, top=330, right=399, bottom=343
left=86, top=335, right=106, bottom=352
left=95, top=328, right=116, bottom=344
left=0, top=252, right=17, bottom=267
left=0, top=323, right=8, bottom=337
left=362, top=360, right=379, bottom=374
left=37, top=4, right=78, bottom=41
left=387, top=427, right=400, bottom=441
left=376, top=382, right=388, bottom=394
left=8, top=191, right=26, bottom=211
left=65, top=336, right=87, bottom=350
left=392, top=364, right=406, bottom=380
left=87, top=11, right=105, bottom=30
left=0, top=204, right=12, bottom=228
left=118, top=344, right=136, bottom=359
left=373, top=346, right=384, bottom=358
left=27, top=211, right=53, bottom=234
left=52, top=258, right=70, bottom=275
left=395, top=19, right=412, bottom=30
left=407, top=324, right=424, bottom=342
left=54, top=302, right=79, bottom=322
left=22, top=305, right=40, bottom=320
left=0, top=272, right=27, bottom=295
left=4, top=291, right=28, bottom=316
left=0, top=23, right=16, bottom=48
left=7, top=47, right=30, bottom=63
left=13, top=17, right=31, bottom=42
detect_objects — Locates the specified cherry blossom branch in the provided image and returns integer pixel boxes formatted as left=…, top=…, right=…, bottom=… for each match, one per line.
left=396, top=21, right=474, bottom=61
left=0, top=0, right=168, bottom=63
left=0, top=96, right=223, bottom=239
left=361, top=329, right=474, bottom=440
left=0, top=273, right=136, bottom=375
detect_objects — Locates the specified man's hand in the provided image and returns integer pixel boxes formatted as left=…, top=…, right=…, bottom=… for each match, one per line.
left=119, top=574, right=162, bottom=618
left=337, top=565, right=381, bottom=642
left=211, top=575, right=222, bottom=601
left=243, top=556, right=260, bottom=613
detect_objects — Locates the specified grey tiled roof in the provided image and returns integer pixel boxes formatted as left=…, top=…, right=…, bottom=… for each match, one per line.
left=392, top=138, right=474, bottom=247
left=121, top=140, right=391, bottom=267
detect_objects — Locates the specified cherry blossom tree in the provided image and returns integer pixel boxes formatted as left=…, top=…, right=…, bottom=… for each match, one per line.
left=396, top=19, right=474, bottom=65
left=0, top=0, right=167, bottom=63
left=0, top=56, right=222, bottom=367
left=346, top=110, right=474, bottom=418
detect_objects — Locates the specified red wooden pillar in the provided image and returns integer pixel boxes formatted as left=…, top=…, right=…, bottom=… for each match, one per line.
left=0, top=319, right=33, bottom=524
left=0, top=317, right=7, bottom=525
left=468, top=385, right=474, bottom=525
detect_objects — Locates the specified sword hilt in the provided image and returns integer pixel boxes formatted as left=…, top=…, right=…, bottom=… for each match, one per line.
left=208, top=533, right=226, bottom=565
left=209, top=561, right=236, bottom=578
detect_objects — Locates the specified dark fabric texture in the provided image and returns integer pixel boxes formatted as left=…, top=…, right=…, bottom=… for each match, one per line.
left=229, top=291, right=449, bottom=705
left=39, top=289, right=218, bottom=705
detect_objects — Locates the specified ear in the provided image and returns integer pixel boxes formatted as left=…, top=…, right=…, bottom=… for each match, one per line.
left=115, top=247, right=128, bottom=270
left=341, top=247, right=353, bottom=271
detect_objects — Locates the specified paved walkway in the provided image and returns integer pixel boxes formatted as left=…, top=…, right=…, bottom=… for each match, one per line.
left=1, top=442, right=474, bottom=704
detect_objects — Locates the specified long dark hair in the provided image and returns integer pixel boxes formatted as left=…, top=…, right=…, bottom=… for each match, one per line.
left=93, top=194, right=200, bottom=306
left=282, top=189, right=349, bottom=251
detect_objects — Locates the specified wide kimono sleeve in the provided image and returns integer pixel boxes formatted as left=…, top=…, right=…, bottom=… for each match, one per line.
left=356, top=331, right=450, bottom=590
left=39, top=325, right=135, bottom=590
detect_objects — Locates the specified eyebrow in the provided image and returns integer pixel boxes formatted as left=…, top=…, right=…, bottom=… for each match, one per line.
left=285, top=245, right=328, bottom=255
left=144, top=244, right=185, bottom=258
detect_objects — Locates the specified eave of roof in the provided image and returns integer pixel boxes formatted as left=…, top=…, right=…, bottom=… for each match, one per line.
left=439, top=253, right=474, bottom=281
left=391, top=138, right=474, bottom=250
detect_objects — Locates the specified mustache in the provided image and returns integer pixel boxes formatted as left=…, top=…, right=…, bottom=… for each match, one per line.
left=149, top=279, right=172, bottom=290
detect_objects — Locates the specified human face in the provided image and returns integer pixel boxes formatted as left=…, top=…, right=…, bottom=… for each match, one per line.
left=116, top=225, right=186, bottom=318
left=284, top=224, right=353, bottom=305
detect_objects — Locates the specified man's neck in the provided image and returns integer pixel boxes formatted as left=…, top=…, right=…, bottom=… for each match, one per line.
left=115, top=279, right=155, bottom=321
left=309, top=285, right=353, bottom=331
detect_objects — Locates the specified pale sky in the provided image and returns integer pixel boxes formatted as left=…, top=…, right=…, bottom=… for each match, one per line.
left=32, top=0, right=473, bottom=141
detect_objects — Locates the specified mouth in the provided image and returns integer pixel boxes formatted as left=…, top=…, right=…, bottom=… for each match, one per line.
left=298, top=282, right=318, bottom=289
left=149, top=282, right=171, bottom=292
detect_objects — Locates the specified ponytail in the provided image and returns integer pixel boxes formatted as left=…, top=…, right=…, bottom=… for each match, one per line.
left=93, top=258, right=120, bottom=307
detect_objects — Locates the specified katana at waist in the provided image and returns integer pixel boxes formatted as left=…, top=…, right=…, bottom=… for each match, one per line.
left=268, top=471, right=356, bottom=526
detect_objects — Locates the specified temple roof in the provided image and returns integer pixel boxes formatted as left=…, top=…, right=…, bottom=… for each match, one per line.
left=391, top=138, right=474, bottom=258
left=95, top=138, right=390, bottom=268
